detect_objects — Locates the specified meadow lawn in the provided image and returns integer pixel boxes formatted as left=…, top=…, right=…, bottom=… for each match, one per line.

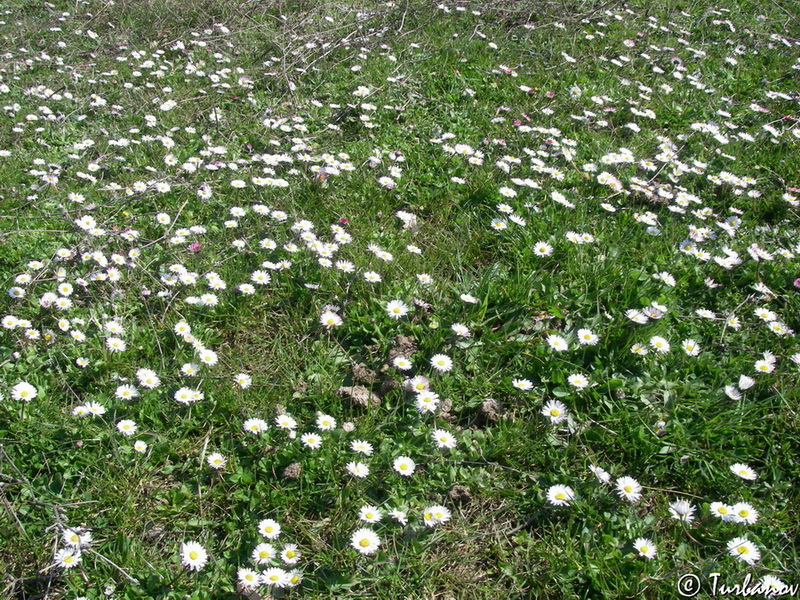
left=0, top=0, right=799, bottom=598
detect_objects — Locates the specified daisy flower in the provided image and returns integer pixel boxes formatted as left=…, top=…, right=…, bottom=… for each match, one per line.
left=115, top=384, right=139, bottom=401
left=86, top=402, right=106, bottom=416
left=633, top=538, right=656, bottom=559
left=432, top=429, right=457, bottom=449
left=731, top=502, right=758, bottom=525
left=301, top=433, right=322, bottom=449
left=180, top=541, right=208, bottom=571
left=351, top=440, right=374, bottom=455
left=316, top=414, right=336, bottom=430
left=206, top=452, right=226, bottom=470
left=738, top=375, right=755, bottom=390
left=430, top=354, right=453, bottom=373
left=350, top=528, right=380, bottom=555
left=346, top=462, right=370, bottom=478
left=567, top=373, right=589, bottom=390
left=358, top=505, right=382, bottom=523
left=649, top=336, right=670, bottom=353
left=681, top=339, right=700, bottom=356
left=238, top=568, right=261, bottom=589
left=415, top=390, right=440, bottom=413
left=319, top=311, right=343, bottom=328
left=243, top=418, right=269, bottom=434
left=386, top=299, right=409, bottom=319
left=252, top=542, right=276, bottom=564
left=668, top=499, right=696, bottom=523
left=759, top=575, right=789, bottom=596
left=393, top=456, right=416, bottom=476
left=451, top=323, right=471, bottom=337
left=393, top=356, right=413, bottom=370
left=116, top=420, right=137, bottom=436
left=546, top=334, right=569, bottom=352
left=616, top=476, right=642, bottom=502
left=280, top=544, right=301, bottom=565
left=730, top=463, right=758, bottom=480
left=754, top=359, right=774, bottom=374
left=258, top=519, right=281, bottom=540
left=174, top=387, right=202, bottom=404
left=62, top=528, right=92, bottom=548
left=363, top=271, right=382, bottom=283
left=590, top=465, right=611, bottom=484
left=53, top=548, right=82, bottom=569
left=724, top=385, right=742, bottom=400
left=136, top=368, right=161, bottom=389
left=275, top=414, right=297, bottom=430
left=287, top=570, right=303, bottom=588
left=234, top=373, right=252, bottom=389
left=512, top=378, right=533, bottom=391
left=423, top=505, right=451, bottom=526
left=405, top=375, right=430, bottom=393
left=727, top=537, right=760, bottom=564
left=262, top=567, right=290, bottom=587
left=533, top=241, right=554, bottom=257
left=710, top=502, right=736, bottom=522
left=490, top=218, right=508, bottom=231
left=389, top=508, right=408, bottom=525
left=576, top=328, right=599, bottom=346
left=542, top=400, right=568, bottom=424
left=546, top=484, right=575, bottom=506
left=11, top=382, right=37, bottom=402
left=198, top=349, right=218, bottom=366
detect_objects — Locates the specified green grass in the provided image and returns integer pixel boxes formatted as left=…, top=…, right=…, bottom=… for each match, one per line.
left=0, top=0, right=799, bottom=598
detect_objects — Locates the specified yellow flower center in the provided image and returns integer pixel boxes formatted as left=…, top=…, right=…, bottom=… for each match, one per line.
left=189, top=551, right=198, bottom=560
left=359, top=539, right=370, bottom=547
left=555, top=493, right=565, bottom=500
left=286, top=550, right=295, bottom=558
left=624, top=486, right=632, bottom=493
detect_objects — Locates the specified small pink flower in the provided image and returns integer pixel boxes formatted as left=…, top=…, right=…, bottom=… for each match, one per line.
left=545, top=91, right=556, bottom=98
left=187, top=242, right=202, bottom=253
left=339, top=217, right=349, bottom=225
left=794, top=278, right=800, bottom=289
